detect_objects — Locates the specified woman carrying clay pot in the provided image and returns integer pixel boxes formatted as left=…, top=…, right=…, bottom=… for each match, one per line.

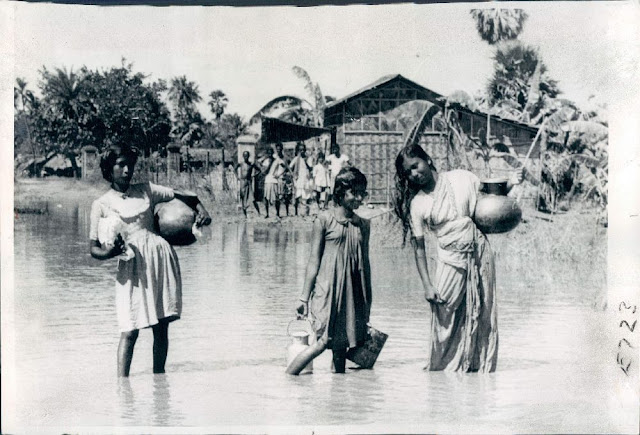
left=89, top=145, right=211, bottom=377
left=394, top=144, right=522, bottom=373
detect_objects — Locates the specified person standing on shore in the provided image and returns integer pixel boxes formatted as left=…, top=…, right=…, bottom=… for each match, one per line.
left=89, top=145, right=211, bottom=377
left=312, top=152, right=330, bottom=210
left=263, top=145, right=286, bottom=219
left=290, top=142, right=313, bottom=216
left=286, top=167, right=372, bottom=375
left=326, top=143, right=350, bottom=202
left=236, top=151, right=261, bottom=217
left=393, top=144, right=522, bottom=373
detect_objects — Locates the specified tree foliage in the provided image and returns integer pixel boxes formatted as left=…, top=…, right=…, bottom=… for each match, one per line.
left=28, top=62, right=172, bottom=176
left=470, top=8, right=529, bottom=45
left=208, top=89, right=228, bottom=120
left=488, top=43, right=560, bottom=116
left=168, top=76, right=204, bottom=147
left=292, top=66, right=326, bottom=127
left=248, top=95, right=315, bottom=127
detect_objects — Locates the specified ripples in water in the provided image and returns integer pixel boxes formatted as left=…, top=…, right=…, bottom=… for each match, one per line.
left=8, top=206, right=631, bottom=432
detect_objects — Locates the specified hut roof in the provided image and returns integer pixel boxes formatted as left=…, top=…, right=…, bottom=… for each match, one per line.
left=260, top=116, right=331, bottom=144
left=44, top=154, right=73, bottom=170
left=324, top=74, right=538, bottom=134
left=325, top=74, right=442, bottom=110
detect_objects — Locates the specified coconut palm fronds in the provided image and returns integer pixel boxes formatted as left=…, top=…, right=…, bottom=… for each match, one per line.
left=470, top=9, right=529, bottom=45
left=404, top=105, right=442, bottom=148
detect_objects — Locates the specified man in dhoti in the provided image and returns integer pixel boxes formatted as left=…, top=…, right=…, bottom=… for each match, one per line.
left=236, top=151, right=261, bottom=217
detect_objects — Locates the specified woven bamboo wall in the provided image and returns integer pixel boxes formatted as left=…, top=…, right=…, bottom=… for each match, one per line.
left=340, top=130, right=448, bottom=204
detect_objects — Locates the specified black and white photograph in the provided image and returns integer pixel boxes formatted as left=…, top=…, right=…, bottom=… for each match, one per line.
left=1, top=1, right=639, bottom=433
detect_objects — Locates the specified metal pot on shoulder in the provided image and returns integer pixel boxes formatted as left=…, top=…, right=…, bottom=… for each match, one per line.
left=474, top=178, right=522, bottom=234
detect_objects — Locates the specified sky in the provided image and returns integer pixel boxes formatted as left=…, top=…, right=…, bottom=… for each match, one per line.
left=9, top=1, right=639, bottom=121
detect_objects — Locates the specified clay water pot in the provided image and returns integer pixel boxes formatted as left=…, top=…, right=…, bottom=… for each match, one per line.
left=474, top=178, right=522, bottom=234
left=155, top=199, right=196, bottom=245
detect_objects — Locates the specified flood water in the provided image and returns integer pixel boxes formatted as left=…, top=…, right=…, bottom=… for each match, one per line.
left=7, top=202, right=636, bottom=433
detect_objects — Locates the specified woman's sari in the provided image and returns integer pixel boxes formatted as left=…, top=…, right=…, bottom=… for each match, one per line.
left=410, top=170, right=498, bottom=373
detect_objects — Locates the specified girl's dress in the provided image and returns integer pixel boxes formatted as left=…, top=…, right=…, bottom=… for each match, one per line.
left=90, top=182, right=182, bottom=333
left=290, top=156, right=313, bottom=201
left=410, top=169, right=498, bottom=373
left=264, top=156, right=284, bottom=203
left=309, top=210, right=372, bottom=350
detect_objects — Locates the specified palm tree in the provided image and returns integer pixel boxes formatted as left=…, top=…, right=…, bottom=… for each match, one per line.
left=168, top=76, right=202, bottom=113
left=39, top=67, right=88, bottom=123
left=37, top=67, right=90, bottom=177
left=470, top=9, right=529, bottom=45
left=168, top=76, right=203, bottom=146
left=292, top=66, right=326, bottom=127
left=207, top=90, right=228, bottom=120
left=488, top=43, right=560, bottom=116
left=14, top=78, right=39, bottom=168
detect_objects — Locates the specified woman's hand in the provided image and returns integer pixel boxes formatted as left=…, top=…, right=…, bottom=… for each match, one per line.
left=296, top=300, right=309, bottom=319
left=195, top=205, right=212, bottom=227
left=109, top=234, right=127, bottom=257
left=510, top=167, right=524, bottom=186
left=424, top=283, right=446, bottom=305
left=91, top=235, right=126, bottom=260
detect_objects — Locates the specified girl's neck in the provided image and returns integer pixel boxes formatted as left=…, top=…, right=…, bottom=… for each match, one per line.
left=421, top=171, right=438, bottom=194
left=334, top=204, right=354, bottom=220
left=111, top=181, right=130, bottom=194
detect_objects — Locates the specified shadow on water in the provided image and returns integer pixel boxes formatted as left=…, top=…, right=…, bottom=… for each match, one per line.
left=11, top=207, right=626, bottom=431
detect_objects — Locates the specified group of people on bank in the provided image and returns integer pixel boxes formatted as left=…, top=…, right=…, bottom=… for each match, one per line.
left=89, top=141, right=522, bottom=378
left=235, top=142, right=351, bottom=218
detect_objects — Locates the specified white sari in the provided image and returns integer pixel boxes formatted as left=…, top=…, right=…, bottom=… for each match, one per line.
left=410, top=170, right=498, bottom=373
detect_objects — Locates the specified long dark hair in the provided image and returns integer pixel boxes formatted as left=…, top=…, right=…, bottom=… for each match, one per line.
left=100, top=145, right=139, bottom=182
left=393, top=144, right=437, bottom=244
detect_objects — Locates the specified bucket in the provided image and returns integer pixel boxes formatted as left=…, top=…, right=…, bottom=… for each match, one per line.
left=286, top=319, right=314, bottom=374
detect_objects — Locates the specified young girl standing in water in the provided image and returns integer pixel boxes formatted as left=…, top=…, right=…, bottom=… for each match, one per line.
left=286, top=167, right=372, bottom=375
left=89, top=145, right=211, bottom=377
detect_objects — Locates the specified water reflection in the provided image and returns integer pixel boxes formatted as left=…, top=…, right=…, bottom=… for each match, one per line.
left=117, top=378, right=137, bottom=424
left=152, top=374, right=182, bottom=426
left=11, top=208, right=625, bottom=432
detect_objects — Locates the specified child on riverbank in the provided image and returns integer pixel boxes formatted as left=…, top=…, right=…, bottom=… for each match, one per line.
left=312, top=152, right=330, bottom=211
left=286, top=167, right=372, bottom=375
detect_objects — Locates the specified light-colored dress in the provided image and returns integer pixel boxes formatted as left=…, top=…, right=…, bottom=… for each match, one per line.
left=410, top=169, right=498, bottom=373
left=264, top=156, right=285, bottom=202
left=90, top=182, right=182, bottom=332
left=309, top=210, right=372, bottom=350
left=326, top=153, right=350, bottom=193
left=290, top=156, right=313, bottom=200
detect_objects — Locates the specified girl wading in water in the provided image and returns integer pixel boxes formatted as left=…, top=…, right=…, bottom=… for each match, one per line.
left=286, top=167, right=372, bottom=375
left=89, top=145, right=211, bottom=377
left=394, top=144, right=522, bottom=373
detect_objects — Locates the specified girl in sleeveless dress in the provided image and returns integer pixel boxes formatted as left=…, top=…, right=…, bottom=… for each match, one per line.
left=286, top=167, right=372, bottom=375
left=89, top=145, right=211, bottom=377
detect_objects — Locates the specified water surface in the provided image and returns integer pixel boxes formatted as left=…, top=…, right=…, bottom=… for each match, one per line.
left=8, top=203, right=632, bottom=433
